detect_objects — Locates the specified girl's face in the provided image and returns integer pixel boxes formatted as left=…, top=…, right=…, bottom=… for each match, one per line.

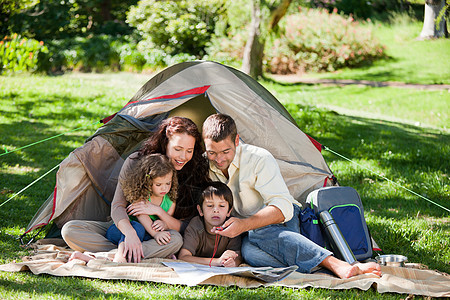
left=166, top=133, right=195, bottom=170
left=151, top=171, right=173, bottom=198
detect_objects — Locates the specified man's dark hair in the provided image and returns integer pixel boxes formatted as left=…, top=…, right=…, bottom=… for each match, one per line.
left=202, top=113, right=237, bottom=142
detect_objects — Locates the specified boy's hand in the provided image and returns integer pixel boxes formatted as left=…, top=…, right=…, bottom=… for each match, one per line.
left=152, top=220, right=167, bottom=231
left=219, top=250, right=239, bottom=267
left=154, top=231, right=171, bottom=245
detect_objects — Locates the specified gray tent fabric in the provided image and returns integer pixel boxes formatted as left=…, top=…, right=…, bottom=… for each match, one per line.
left=25, top=60, right=335, bottom=235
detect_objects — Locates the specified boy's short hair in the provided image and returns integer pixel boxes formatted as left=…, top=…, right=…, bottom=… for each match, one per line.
left=202, top=113, right=237, bottom=142
left=200, top=181, right=233, bottom=209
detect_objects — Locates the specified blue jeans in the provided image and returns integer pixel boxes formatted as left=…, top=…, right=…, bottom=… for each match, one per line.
left=106, top=221, right=152, bottom=245
left=242, top=204, right=332, bottom=273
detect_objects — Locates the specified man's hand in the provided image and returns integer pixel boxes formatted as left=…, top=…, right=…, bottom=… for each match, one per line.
left=212, top=217, right=247, bottom=238
left=152, top=220, right=167, bottom=231
left=122, top=231, right=144, bottom=263
left=154, top=231, right=171, bottom=245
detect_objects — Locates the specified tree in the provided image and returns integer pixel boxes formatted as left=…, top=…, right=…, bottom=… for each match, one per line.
left=418, top=0, right=449, bottom=40
left=241, top=0, right=292, bottom=78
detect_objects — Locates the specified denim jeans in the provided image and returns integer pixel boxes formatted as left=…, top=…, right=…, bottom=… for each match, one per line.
left=242, top=204, right=332, bottom=273
left=105, top=220, right=152, bottom=245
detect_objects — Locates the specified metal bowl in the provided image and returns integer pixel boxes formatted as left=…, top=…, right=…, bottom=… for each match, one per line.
left=376, top=254, right=408, bottom=267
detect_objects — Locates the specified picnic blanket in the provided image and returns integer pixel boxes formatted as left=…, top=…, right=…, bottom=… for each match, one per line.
left=0, top=244, right=449, bottom=297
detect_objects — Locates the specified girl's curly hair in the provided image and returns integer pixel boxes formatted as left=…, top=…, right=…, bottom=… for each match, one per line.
left=120, top=154, right=178, bottom=204
left=136, top=117, right=210, bottom=220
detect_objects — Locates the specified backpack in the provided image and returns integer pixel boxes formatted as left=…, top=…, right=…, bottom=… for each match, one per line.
left=302, top=186, right=373, bottom=262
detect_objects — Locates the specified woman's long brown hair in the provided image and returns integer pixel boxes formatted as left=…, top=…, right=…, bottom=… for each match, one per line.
left=137, top=117, right=210, bottom=220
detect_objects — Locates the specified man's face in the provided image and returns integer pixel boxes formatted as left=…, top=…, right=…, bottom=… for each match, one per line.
left=204, top=135, right=239, bottom=173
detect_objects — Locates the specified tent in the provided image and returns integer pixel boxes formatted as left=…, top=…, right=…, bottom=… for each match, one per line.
left=24, top=60, right=336, bottom=239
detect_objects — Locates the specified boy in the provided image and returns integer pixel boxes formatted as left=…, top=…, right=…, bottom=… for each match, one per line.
left=178, top=182, right=242, bottom=267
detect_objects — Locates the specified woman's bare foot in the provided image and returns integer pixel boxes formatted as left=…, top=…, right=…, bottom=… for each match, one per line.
left=69, top=251, right=95, bottom=263
left=320, top=256, right=381, bottom=279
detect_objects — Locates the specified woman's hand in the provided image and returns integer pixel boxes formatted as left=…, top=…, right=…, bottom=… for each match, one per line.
left=154, top=231, right=171, bottom=245
left=152, top=220, right=167, bottom=231
left=127, top=201, right=162, bottom=217
left=122, top=231, right=144, bottom=263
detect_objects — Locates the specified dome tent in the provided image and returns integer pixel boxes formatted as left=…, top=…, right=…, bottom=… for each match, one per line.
left=24, top=61, right=336, bottom=239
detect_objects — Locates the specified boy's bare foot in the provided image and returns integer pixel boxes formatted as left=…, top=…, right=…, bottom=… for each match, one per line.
left=69, top=251, right=95, bottom=263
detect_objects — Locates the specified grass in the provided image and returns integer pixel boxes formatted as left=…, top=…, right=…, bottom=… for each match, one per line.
left=0, top=17, right=449, bottom=300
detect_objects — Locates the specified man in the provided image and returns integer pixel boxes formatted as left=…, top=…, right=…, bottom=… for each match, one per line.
left=202, top=113, right=381, bottom=279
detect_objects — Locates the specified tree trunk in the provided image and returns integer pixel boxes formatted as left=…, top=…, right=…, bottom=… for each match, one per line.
left=100, top=0, right=112, bottom=22
left=242, top=0, right=264, bottom=78
left=418, top=0, right=447, bottom=39
left=242, top=0, right=292, bottom=79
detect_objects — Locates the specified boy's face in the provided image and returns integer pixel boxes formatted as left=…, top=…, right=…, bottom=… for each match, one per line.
left=203, top=135, right=239, bottom=173
left=197, top=194, right=231, bottom=228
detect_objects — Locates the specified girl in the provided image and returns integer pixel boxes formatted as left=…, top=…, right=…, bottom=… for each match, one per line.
left=70, top=154, right=178, bottom=263
left=106, top=153, right=178, bottom=262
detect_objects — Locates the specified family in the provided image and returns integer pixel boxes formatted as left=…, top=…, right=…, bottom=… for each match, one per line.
left=63, top=114, right=381, bottom=279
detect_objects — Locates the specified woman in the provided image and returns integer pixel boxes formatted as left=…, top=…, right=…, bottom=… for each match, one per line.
left=61, top=117, right=209, bottom=263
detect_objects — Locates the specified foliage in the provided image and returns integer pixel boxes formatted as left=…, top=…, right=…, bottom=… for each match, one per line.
left=5, top=0, right=137, bottom=41
left=0, top=33, right=48, bottom=74
left=305, top=0, right=423, bottom=19
left=127, top=0, right=226, bottom=57
left=266, top=8, right=386, bottom=74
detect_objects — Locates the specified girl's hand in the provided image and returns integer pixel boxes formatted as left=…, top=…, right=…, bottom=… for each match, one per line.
left=154, top=231, right=171, bottom=245
left=152, top=220, right=167, bottom=231
left=127, top=201, right=161, bottom=216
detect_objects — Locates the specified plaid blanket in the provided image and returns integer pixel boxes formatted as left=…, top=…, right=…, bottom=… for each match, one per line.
left=0, top=244, right=449, bottom=297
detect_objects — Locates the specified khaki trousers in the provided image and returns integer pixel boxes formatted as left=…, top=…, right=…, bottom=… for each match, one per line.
left=61, top=220, right=182, bottom=259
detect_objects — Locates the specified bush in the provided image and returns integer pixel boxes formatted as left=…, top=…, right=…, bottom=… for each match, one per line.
left=307, top=0, right=413, bottom=19
left=127, top=0, right=226, bottom=57
left=0, top=34, right=48, bottom=74
left=266, top=8, right=386, bottom=74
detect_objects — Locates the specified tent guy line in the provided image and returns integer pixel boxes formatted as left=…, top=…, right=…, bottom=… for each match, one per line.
left=0, top=120, right=101, bottom=157
left=323, top=145, right=450, bottom=214
left=0, top=163, right=60, bottom=208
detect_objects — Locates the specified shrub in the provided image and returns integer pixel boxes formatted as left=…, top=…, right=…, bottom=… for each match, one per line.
left=266, top=8, right=386, bottom=74
left=0, top=34, right=48, bottom=74
left=127, top=0, right=226, bottom=57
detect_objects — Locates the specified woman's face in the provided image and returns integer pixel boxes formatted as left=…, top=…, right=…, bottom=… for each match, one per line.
left=166, top=133, right=196, bottom=170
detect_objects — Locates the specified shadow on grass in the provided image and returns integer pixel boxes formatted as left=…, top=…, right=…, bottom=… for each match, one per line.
left=0, top=276, right=133, bottom=299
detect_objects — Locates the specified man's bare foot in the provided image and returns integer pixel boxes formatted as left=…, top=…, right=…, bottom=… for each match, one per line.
left=69, top=251, right=95, bottom=263
left=320, top=256, right=381, bottom=279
